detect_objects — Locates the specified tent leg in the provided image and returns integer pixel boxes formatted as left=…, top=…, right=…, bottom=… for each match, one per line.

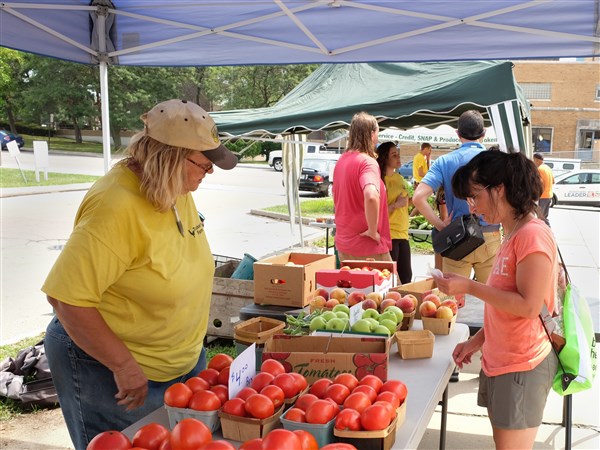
left=563, top=395, right=572, bottom=450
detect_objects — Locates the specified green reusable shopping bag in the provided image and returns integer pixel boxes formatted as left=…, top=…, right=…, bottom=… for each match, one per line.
left=551, top=284, right=597, bottom=396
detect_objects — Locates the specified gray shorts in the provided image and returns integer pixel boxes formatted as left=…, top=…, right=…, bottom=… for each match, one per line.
left=477, top=351, right=557, bottom=429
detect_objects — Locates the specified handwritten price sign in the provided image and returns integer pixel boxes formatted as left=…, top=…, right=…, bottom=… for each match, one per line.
left=228, top=343, right=257, bottom=399
left=349, top=302, right=363, bottom=327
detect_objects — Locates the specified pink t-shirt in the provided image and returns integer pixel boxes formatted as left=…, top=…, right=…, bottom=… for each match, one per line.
left=482, top=218, right=557, bottom=377
left=333, top=151, right=391, bottom=256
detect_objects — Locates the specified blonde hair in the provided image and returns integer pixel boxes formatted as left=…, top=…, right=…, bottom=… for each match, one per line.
left=118, top=132, right=191, bottom=212
left=346, top=112, right=378, bottom=158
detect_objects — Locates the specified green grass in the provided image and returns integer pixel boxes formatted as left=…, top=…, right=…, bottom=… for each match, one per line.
left=0, top=168, right=100, bottom=188
left=0, top=333, right=47, bottom=420
left=21, top=133, right=107, bottom=154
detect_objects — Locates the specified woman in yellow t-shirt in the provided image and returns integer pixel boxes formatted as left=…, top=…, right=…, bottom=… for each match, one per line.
left=42, top=100, right=238, bottom=450
left=377, top=142, right=412, bottom=284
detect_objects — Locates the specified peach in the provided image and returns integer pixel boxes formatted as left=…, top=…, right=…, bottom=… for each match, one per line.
left=330, top=288, right=347, bottom=303
left=361, top=299, right=378, bottom=310
left=314, top=288, right=329, bottom=301
left=440, top=299, right=458, bottom=316
left=422, top=293, right=441, bottom=309
left=347, top=291, right=366, bottom=307
left=384, top=291, right=402, bottom=302
left=419, top=300, right=438, bottom=318
left=396, top=297, right=415, bottom=314
left=340, top=266, right=352, bottom=271
left=310, top=296, right=327, bottom=309
left=325, top=298, right=340, bottom=309
left=403, top=294, right=419, bottom=311
left=366, top=292, right=383, bottom=307
left=379, top=298, right=397, bottom=312
left=435, top=305, right=454, bottom=319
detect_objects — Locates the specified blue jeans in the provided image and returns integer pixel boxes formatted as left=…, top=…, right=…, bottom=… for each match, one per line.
left=45, top=316, right=206, bottom=450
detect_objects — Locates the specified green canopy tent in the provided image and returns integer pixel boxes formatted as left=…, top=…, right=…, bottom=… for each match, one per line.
left=211, top=60, right=531, bottom=154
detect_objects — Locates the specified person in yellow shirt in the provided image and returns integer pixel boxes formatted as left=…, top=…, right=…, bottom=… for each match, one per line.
left=378, top=142, right=412, bottom=283
left=533, top=153, right=554, bottom=226
left=412, top=142, right=432, bottom=187
left=42, top=100, right=238, bottom=449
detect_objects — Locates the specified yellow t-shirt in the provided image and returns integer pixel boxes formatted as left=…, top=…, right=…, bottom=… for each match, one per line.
left=42, top=164, right=214, bottom=381
left=412, top=152, right=428, bottom=182
left=384, top=173, right=410, bottom=240
left=538, top=164, right=554, bottom=199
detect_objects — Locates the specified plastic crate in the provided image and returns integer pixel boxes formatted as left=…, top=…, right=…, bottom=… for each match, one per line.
left=280, top=408, right=335, bottom=448
left=165, top=405, right=220, bottom=432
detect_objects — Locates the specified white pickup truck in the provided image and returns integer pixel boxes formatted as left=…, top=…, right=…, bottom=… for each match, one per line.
left=268, top=142, right=329, bottom=171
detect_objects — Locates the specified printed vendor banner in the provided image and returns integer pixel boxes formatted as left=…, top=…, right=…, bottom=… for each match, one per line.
left=379, top=125, right=497, bottom=146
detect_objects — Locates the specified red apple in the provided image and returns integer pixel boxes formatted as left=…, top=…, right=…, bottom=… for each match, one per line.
left=435, top=305, right=454, bottom=319
left=419, top=300, right=438, bottom=318
left=379, top=298, right=397, bottom=312
left=330, top=288, right=347, bottom=303
left=396, top=297, right=415, bottom=314
left=440, top=299, right=458, bottom=316
left=361, top=299, right=378, bottom=310
left=422, top=293, right=441, bottom=309
left=365, top=292, right=383, bottom=307
left=384, top=291, right=402, bottom=302
left=347, top=291, right=366, bottom=307
left=313, top=288, right=329, bottom=301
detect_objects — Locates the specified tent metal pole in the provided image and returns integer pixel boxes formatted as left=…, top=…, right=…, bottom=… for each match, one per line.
left=96, top=8, right=112, bottom=174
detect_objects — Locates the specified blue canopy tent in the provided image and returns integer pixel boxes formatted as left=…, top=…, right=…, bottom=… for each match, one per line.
left=1, top=0, right=599, bottom=170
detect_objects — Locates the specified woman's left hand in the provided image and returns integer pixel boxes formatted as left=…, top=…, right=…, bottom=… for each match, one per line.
left=114, top=359, right=149, bottom=411
left=432, top=272, right=470, bottom=296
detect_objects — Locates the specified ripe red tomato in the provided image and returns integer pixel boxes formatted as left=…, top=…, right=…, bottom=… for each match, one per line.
left=334, top=408, right=362, bottom=431
left=271, top=373, right=300, bottom=398
left=320, top=444, right=359, bottom=450
left=207, top=353, right=234, bottom=372
left=132, top=422, right=170, bottom=450
left=196, top=441, right=236, bottom=450
left=244, top=393, right=275, bottom=419
left=358, top=374, right=383, bottom=393
left=87, top=430, right=132, bottom=450
left=158, top=436, right=172, bottom=450
left=250, top=371, right=275, bottom=392
left=164, top=383, right=193, bottom=408
left=284, top=407, right=306, bottom=422
left=289, top=372, right=308, bottom=392
left=376, top=391, right=400, bottom=410
left=352, top=384, right=377, bottom=403
left=333, top=373, right=359, bottom=392
left=342, top=391, right=372, bottom=414
left=210, top=384, right=229, bottom=405
left=305, top=399, right=336, bottom=424
left=380, top=380, right=408, bottom=405
left=185, top=376, right=210, bottom=393
left=308, top=378, right=333, bottom=399
left=360, top=404, right=391, bottom=431
left=217, top=366, right=230, bottom=386
left=238, top=438, right=263, bottom=450
left=188, top=390, right=221, bottom=411
left=260, top=384, right=285, bottom=409
left=294, top=393, right=319, bottom=411
left=236, top=386, right=258, bottom=401
left=324, top=383, right=350, bottom=405
left=197, top=368, right=220, bottom=386
left=261, top=359, right=286, bottom=376
left=293, top=430, right=319, bottom=450
left=170, top=418, right=212, bottom=450
left=262, top=429, right=302, bottom=450
left=222, top=398, right=247, bottom=417
left=373, top=400, right=395, bottom=419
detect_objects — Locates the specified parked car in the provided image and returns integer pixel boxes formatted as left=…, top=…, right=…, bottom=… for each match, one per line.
left=0, top=129, right=25, bottom=151
left=268, top=142, right=335, bottom=171
left=299, top=154, right=341, bottom=197
left=398, top=160, right=413, bottom=179
left=552, top=169, right=600, bottom=207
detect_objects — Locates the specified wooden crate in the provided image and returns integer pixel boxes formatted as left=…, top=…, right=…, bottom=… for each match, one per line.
left=207, top=261, right=254, bottom=339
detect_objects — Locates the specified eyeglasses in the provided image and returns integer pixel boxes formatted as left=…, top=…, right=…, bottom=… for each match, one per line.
left=186, top=158, right=213, bottom=173
left=466, top=185, right=490, bottom=206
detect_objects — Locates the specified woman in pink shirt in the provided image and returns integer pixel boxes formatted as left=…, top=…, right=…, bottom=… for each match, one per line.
left=332, top=112, right=391, bottom=261
left=433, top=150, right=558, bottom=450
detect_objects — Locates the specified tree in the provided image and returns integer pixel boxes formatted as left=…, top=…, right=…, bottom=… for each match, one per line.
left=0, top=48, right=28, bottom=132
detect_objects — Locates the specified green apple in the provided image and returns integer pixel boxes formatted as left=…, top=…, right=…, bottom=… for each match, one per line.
left=378, top=311, right=399, bottom=325
left=321, top=311, right=337, bottom=322
left=335, top=311, right=349, bottom=320
left=309, top=316, right=327, bottom=331
left=365, top=318, right=380, bottom=331
left=379, top=318, right=397, bottom=335
left=351, top=319, right=372, bottom=333
left=362, top=308, right=380, bottom=320
left=326, top=318, right=348, bottom=331
left=384, top=305, right=404, bottom=323
left=373, top=325, right=391, bottom=337
left=333, top=304, right=351, bottom=315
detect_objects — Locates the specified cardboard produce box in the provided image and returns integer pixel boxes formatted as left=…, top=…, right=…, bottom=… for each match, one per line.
left=254, top=252, right=336, bottom=307
left=262, top=334, right=390, bottom=384
left=315, top=260, right=396, bottom=298
left=391, top=278, right=463, bottom=319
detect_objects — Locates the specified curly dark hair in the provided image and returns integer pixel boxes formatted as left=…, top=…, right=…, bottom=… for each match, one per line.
left=452, top=150, right=542, bottom=218
left=376, top=141, right=397, bottom=181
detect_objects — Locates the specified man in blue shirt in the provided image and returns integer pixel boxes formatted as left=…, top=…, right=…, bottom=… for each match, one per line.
left=413, top=110, right=501, bottom=282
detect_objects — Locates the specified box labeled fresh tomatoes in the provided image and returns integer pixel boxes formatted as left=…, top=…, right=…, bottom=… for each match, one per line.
left=262, top=334, right=390, bottom=384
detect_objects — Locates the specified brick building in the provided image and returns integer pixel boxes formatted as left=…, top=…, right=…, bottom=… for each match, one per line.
left=513, top=59, right=600, bottom=165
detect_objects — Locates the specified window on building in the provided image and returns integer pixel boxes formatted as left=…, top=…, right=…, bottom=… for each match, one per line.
left=532, top=127, right=553, bottom=153
left=522, top=83, right=552, bottom=100
left=596, top=84, right=600, bottom=100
